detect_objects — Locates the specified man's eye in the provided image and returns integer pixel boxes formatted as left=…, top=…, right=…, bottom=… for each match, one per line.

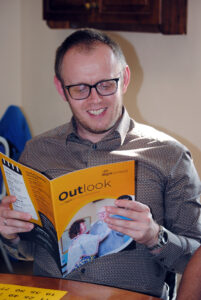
left=77, top=85, right=88, bottom=92
left=99, top=81, right=114, bottom=90
left=72, top=85, right=88, bottom=94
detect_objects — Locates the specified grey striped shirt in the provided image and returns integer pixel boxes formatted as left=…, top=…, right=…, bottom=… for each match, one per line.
left=7, top=108, right=201, bottom=298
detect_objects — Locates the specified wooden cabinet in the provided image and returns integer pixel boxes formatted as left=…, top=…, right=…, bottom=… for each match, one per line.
left=43, top=0, right=187, bottom=34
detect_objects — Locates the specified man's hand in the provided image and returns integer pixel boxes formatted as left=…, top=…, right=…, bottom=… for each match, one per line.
left=0, top=196, right=34, bottom=240
left=105, top=199, right=159, bottom=248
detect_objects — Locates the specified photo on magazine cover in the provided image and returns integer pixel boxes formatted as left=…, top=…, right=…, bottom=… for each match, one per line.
left=59, top=195, right=135, bottom=276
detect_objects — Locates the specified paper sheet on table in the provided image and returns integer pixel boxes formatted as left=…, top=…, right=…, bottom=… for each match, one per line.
left=0, top=283, right=67, bottom=299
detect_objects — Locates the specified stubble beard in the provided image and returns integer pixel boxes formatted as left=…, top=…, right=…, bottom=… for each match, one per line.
left=74, top=106, right=123, bottom=137
left=75, top=115, right=115, bottom=135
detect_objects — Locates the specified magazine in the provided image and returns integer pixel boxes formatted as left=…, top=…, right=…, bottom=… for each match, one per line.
left=0, top=152, right=135, bottom=276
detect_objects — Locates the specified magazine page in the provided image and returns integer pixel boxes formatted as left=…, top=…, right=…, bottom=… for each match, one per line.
left=0, top=152, right=61, bottom=267
left=0, top=152, right=135, bottom=275
left=49, top=160, right=135, bottom=276
left=0, top=153, right=58, bottom=227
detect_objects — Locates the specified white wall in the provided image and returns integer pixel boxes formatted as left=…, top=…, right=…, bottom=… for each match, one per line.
left=0, top=0, right=201, bottom=178
left=0, top=0, right=21, bottom=114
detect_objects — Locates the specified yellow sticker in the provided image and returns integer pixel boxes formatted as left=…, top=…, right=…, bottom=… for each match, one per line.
left=0, top=283, right=67, bottom=300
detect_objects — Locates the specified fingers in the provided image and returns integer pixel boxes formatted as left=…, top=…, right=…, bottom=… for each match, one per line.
left=104, top=221, right=144, bottom=241
left=115, top=199, right=149, bottom=212
left=104, top=199, right=159, bottom=246
left=0, top=195, right=34, bottom=237
left=105, top=200, right=151, bottom=221
left=1, top=221, right=34, bottom=236
left=0, top=195, right=17, bottom=208
left=0, top=216, right=34, bottom=237
left=1, top=207, right=33, bottom=222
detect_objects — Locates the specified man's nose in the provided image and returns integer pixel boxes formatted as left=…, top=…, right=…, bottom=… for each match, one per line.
left=88, top=87, right=101, bottom=102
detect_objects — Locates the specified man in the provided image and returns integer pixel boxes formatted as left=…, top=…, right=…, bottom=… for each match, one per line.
left=176, top=246, right=201, bottom=300
left=0, top=28, right=201, bottom=299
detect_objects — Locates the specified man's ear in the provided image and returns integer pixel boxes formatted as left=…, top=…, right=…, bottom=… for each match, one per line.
left=122, top=65, right=131, bottom=94
left=54, top=76, right=67, bottom=101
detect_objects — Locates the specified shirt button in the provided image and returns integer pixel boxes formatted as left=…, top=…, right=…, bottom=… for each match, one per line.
left=92, top=144, right=97, bottom=149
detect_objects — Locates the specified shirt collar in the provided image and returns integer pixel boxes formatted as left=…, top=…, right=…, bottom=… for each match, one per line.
left=114, top=106, right=132, bottom=145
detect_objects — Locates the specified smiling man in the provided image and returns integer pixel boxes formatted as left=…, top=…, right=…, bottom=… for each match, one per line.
left=54, top=32, right=130, bottom=143
left=0, top=28, right=201, bottom=300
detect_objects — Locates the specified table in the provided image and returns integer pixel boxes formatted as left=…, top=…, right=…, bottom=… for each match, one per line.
left=0, top=273, right=161, bottom=299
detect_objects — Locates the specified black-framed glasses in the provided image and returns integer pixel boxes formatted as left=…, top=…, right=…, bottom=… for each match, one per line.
left=65, top=78, right=120, bottom=100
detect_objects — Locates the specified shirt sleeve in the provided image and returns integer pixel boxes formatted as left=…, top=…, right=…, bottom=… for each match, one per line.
left=1, top=234, right=34, bottom=261
left=151, top=150, right=201, bottom=273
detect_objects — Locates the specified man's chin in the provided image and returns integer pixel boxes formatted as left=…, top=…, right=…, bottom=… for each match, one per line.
left=75, top=118, right=117, bottom=137
left=86, top=125, right=114, bottom=135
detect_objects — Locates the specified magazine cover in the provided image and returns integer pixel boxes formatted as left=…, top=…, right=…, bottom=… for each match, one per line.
left=0, top=152, right=135, bottom=276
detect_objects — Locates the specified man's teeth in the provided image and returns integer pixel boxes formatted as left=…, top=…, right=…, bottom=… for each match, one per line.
left=89, top=108, right=105, bottom=115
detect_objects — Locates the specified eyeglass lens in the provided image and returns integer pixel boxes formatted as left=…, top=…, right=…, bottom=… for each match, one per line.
left=67, top=78, right=119, bottom=100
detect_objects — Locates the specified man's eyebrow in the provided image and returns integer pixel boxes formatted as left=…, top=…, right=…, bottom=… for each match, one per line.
left=66, top=77, right=118, bottom=87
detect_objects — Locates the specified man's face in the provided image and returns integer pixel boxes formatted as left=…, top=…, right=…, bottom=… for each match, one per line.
left=60, top=44, right=129, bottom=142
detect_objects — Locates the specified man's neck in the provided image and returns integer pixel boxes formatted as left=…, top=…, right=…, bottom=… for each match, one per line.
left=77, top=127, right=112, bottom=143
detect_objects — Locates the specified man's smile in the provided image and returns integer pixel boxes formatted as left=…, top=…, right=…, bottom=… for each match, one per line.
left=87, top=108, right=107, bottom=116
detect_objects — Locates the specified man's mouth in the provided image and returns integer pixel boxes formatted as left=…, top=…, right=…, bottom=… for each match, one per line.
left=88, top=108, right=106, bottom=116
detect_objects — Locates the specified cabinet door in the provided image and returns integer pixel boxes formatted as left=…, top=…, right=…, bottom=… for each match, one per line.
left=97, top=0, right=160, bottom=28
left=43, top=0, right=90, bottom=19
left=43, top=0, right=187, bottom=34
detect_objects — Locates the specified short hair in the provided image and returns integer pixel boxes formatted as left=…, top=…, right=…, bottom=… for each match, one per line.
left=68, top=219, right=85, bottom=239
left=55, top=28, right=127, bottom=83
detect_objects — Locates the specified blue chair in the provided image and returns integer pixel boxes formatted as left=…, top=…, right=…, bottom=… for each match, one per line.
left=0, top=105, right=32, bottom=198
left=0, top=105, right=32, bottom=272
left=0, top=105, right=32, bottom=161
